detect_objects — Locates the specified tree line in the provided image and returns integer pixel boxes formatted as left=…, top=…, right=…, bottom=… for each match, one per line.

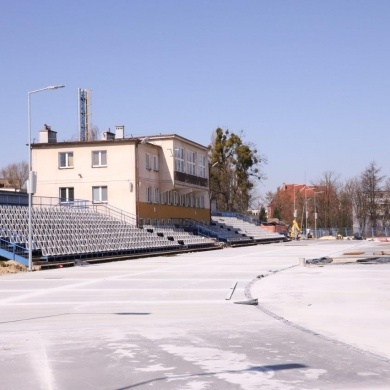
left=267, top=162, right=390, bottom=236
left=0, top=162, right=28, bottom=189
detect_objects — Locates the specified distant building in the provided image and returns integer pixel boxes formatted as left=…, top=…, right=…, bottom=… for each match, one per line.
left=31, top=126, right=211, bottom=226
left=267, top=183, right=326, bottom=225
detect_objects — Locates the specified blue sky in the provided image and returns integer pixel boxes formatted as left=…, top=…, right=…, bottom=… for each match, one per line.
left=1, top=0, right=390, bottom=199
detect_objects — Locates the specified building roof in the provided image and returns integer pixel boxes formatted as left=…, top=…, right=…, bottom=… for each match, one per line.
left=31, top=133, right=208, bottom=151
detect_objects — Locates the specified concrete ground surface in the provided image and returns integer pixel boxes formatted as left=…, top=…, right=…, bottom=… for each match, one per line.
left=1, top=239, right=390, bottom=390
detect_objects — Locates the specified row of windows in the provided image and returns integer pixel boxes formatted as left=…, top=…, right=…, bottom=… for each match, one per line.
left=60, top=186, right=205, bottom=208
left=146, top=188, right=205, bottom=208
left=60, top=186, right=107, bottom=203
left=59, top=149, right=207, bottom=179
left=140, top=218, right=209, bottom=227
left=175, top=148, right=207, bottom=178
left=59, top=151, right=107, bottom=169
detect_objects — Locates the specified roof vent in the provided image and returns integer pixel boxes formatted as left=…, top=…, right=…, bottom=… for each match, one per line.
left=39, top=124, right=57, bottom=143
left=102, top=129, right=115, bottom=140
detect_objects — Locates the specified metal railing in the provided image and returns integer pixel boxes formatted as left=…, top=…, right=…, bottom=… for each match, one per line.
left=29, top=196, right=138, bottom=226
left=91, top=203, right=137, bottom=226
left=305, top=227, right=390, bottom=239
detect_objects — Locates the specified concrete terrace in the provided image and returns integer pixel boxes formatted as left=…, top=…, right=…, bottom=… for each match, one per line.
left=1, top=239, right=390, bottom=389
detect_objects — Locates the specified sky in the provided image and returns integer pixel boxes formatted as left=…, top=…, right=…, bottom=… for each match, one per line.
left=1, top=0, right=390, bottom=200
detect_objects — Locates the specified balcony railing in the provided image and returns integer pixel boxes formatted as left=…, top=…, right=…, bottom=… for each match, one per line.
left=174, top=171, right=208, bottom=187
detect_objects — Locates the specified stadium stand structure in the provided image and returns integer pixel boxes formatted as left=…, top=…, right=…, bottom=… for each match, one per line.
left=209, top=214, right=288, bottom=245
left=162, top=214, right=288, bottom=247
left=142, top=224, right=217, bottom=248
left=180, top=218, right=255, bottom=247
left=0, top=203, right=219, bottom=267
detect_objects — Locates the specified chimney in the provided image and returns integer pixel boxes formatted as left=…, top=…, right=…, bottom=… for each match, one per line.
left=115, top=125, right=125, bottom=139
left=39, top=124, right=57, bottom=143
left=102, top=129, right=115, bottom=140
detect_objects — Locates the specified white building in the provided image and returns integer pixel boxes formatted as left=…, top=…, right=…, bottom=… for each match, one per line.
left=32, top=126, right=211, bottom=225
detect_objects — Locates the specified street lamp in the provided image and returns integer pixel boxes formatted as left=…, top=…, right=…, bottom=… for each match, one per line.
left=293, top=184, right=299, bottom=219
left=314, top=191, right=324, bottom=238
left=27, top=85, right=65, bottom=271
left=209, top=161, right=220, bottom=220
left=304, top=186, right=314, bottom=236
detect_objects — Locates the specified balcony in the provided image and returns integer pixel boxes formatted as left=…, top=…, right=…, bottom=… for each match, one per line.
left=174, top=171, right=208, bottom=187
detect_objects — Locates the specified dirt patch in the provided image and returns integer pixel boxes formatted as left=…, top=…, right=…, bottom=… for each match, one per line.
left=343, top=251, right=365, bottom=255
left=0, top=260, right=27, bottom=275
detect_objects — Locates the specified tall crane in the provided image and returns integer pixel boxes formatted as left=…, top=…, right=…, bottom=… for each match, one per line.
left=78, top=88, right=91, bottom=141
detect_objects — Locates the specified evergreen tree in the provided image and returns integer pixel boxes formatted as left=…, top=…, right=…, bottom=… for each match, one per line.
left=259, top=206, right=267, bottom=222
left=209, top=128, right=264, bottom=213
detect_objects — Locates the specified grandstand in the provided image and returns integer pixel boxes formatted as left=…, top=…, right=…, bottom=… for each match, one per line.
left=182, top=218, right=255, bottom=246
left=142, top=224, right=217, bottom=248
left=0, top=202, right=219, bottom=267
left=210, top=214, right=288, bottom=244
left=162, top=214, right=288, bottom=246
left=0, top=201, right=288, bottom=269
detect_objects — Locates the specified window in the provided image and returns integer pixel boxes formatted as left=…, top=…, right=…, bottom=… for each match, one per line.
left=175, top=148, right=185, bottom=173
left=153, top=188, right=159, bottom=204
left=167, top=190, right=172, bottom=205
left=146, top=153, right=151, bottom=170
left=199, top=195, right=204, bottom=208
left=198, top=155, right=206, bottom=178
left=153, top=155, right=159, bottom=171
left=92, top=150, right=107, bottom=167
left=147, top=187, right=152, bottom=203
left=179, top=194, right=185, bottom=206
left=160, top=192, right=167, bottom=204
left=59, top=152, right=74, bottom=168
left=59, top=187, right=74, bottom=203
left=92, top=186, right=108, bottom=203
left=187, top=151, right=196, bottom=175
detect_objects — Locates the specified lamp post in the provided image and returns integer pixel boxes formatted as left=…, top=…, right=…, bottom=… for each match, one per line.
left=293, top=184, right=299, bottom=219
left=314, top=191, right=324, bottom=238
left=27, top=85, right=65, bottom=271
left=304, top=186, right=313, bottom=237
left=209, top=161, right=220, bottom=220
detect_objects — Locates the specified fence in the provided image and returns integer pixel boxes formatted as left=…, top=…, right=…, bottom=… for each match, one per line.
left=305, top=227, right=389, bottom=239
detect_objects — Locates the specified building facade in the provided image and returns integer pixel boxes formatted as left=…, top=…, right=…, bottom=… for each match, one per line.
left=32, top=127, right=211, bottom=225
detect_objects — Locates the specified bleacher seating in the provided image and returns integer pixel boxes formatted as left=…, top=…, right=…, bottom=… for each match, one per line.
left=211, top=216, right=287, bottom=243
left=0, top=205, right=287, bottom=267
left=143, top=224, right=216, bottom=248
left=194, top=219, right=255, bottom=246
left=0, top=205, right=218, bottom=263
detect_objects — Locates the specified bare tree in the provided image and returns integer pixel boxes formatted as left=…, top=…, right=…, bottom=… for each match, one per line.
left=337, top=183, right=353, bottom=231
left=88, top=125, right=100, bottom=141
left=311, top=171, right=341, bottom=228
left=0, top=161, right=29, bottom=189
left=382, top=178, right=390, bottom=231
left=343, top=177, right=368, bottom=233
left=361, top=161, right=385, bottom=230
